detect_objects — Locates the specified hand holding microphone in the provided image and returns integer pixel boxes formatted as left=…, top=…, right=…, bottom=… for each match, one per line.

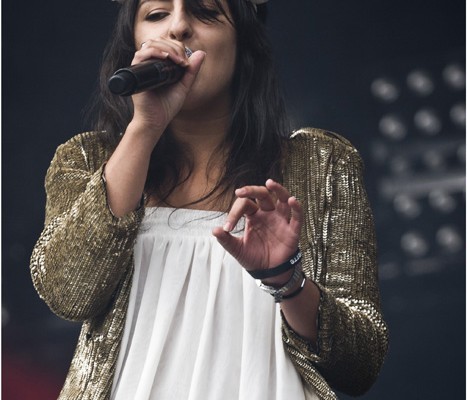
left=108, top=46, right=194, bottom=96
left=116, top=39, right=206, bottom=132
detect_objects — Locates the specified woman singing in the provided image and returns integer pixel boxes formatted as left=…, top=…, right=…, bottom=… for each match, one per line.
left=30, top=0, right=388, bottom=399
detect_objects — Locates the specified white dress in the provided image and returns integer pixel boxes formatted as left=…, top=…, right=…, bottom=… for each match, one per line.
left=111, top=207, right=316, bottom=400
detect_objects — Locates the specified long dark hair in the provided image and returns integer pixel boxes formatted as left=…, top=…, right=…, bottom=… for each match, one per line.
left=92, top=0, right=290, bottom=210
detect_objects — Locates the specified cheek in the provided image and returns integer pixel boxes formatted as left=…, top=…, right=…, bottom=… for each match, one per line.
left=199, top=53, right=236, bottom=95
left=208, top=35, right=237, bottom=83
left=133, top=27, right=144, bottom=50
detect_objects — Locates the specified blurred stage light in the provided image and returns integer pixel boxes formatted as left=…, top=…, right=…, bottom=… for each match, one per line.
left=422, top=149, right=445, bottom=171
left=371, top=78, right=400, bottom=102
left=401, top=231, right=429, bottom=257
left=379, top=114, right=407, bottom=140
left=389, top=155, right=411, bottom=175
left=428, top=190, right=457, bottom=213
left=414, top=108, right=442, bottom=135
left=393, top=194, right=422, bottom=218
left=379, top=261, right=401, bottom=280
left=450, top=102, right=466, bottom=127
left=407, top=70, right=434, bottom=96
left=436, top=226, right=463, bottom=253
left=442, top=63, right=466, bottom=90
left=369, top=56, right=465, bottom=279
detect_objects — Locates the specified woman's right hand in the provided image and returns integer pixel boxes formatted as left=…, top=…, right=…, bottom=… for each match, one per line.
left=103, top=39, right=205, bottom=217
left=130, top=38, right=206, bottom=135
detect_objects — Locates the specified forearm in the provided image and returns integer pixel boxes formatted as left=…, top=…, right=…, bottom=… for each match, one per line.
left=262, top=269, right=320, bottom=345
left=279, top=280, right=320, bottom=344
left=31, top=165, right=143, bottom=321
left=282, top=287, right=388, bottom=396
left=104, top=120, right=164, bottom=217
left=31, top=132, right=145, bottom=320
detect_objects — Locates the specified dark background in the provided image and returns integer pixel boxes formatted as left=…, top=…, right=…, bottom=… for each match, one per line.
left=3, top=1, right=465, bottom=399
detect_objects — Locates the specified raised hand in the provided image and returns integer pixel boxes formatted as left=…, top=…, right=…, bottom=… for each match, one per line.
left=212, top=179, right=303, bottom=272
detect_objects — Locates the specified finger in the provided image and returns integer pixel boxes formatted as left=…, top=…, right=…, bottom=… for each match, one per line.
left=141, top=38, right=187, bottom=58
left=235, top=186, right=276, bottom=211
left=223, top=197, right=258, bottom=232
left=265, top=179, right=291, bottom=203
left=212, top=227, right=243, bottom=258
left=288, top=196, right=303, bottom=232
left=132, top=46, right=170, bottom=65
left=133, top=39, right=189, bottom=66
left=179, top=50, right=206, bottom=89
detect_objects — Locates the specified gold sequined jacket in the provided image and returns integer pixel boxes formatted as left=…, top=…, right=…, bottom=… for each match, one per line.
left=31, top=127, right=388, bottom=400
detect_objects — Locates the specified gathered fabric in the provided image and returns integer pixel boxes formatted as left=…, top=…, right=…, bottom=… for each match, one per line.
left=111, top=207, right=314, bottom=400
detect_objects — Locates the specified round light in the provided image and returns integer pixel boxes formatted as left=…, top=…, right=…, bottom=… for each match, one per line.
left=442, top=63, right=466, bottom=90
left=371, top=78, right=400, bottom=102
left=379, top=262, right=401, bottom=280
left=407, top=70, right=434, bottom=96
left=450, top=103, right=466, bottom=127
left=428, top=190, right=457, bottom=213
left=414, top=109, right=442, bottom=135
left=394, top=194, right=422, bottom=218
left=389, top=156, right=411, bottom=175
left=379, top=114, right=407, bottom=140
left=436, top=226, right=463, bottom=253
left=401, top=231, right=429, bottom=257
left=422, top=150, right=445, bottom=171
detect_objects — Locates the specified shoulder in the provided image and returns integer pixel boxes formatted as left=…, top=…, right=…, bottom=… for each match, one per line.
left=52, top=131, right=120, bottom=173
left=288, top=127, right=356, bottom=151
left=286, top=127, right=363, bottom=165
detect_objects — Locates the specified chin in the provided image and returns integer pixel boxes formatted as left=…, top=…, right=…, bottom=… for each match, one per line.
left=181, top=83, right=232, bottom=116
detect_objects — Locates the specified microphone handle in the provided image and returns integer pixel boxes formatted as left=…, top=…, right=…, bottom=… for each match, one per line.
left=108, top=59, right=185, bottom=96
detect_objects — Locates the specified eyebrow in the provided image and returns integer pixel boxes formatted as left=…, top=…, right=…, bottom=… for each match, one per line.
left=139, top=0, right=172, bottom=7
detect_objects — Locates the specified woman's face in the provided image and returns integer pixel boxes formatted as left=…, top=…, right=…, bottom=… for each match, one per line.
left=134, top=0, right=237, bottom=113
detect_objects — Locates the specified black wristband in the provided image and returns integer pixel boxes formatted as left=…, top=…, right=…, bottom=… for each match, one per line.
left=281, top=273, right=306, bottom=301
left=247, top=249, right=302, bottom=280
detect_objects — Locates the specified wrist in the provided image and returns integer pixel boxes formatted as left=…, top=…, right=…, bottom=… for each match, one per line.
left=256, top=263, right=303, bottom=303
left=260, top=263, right=299, bottom=287
left=281, top=273, right=307, bottom=300
left=126, top=119, right=165, bottom=147
left=247, top=249, right=302, bottom=282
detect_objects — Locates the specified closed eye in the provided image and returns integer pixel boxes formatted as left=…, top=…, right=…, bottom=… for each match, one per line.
left=146, top=11, right=169, bottom=22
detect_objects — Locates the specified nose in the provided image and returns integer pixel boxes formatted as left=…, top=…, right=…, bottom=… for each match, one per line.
left=168, top=8, right=193, bottom=41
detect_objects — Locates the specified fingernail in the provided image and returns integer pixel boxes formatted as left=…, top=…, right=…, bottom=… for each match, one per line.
left=223, top=222, right=233, bottom=232
left=235, top=188, right=246, bottom=196
left=161, top=51, right=169, bottom=58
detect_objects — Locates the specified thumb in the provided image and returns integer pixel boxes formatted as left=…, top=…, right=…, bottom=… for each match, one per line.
left=212, top=227, right=242, bottom=259
left=180, top=50, right=206, bottom=89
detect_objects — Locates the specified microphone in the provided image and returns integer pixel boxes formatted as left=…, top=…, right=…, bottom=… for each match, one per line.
left=108, top=47, right=193, bottom=96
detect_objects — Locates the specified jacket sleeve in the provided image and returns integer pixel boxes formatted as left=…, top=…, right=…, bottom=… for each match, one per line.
left=281, top=128, right=389, bottom=396
left=30, top=132, right=144, bottom=322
